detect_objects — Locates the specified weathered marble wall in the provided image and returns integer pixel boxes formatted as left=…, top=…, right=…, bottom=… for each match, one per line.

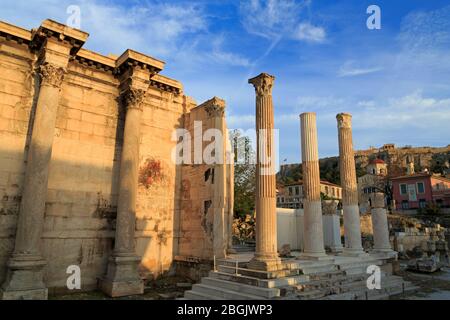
left=0, top=20, right=232, bottom=294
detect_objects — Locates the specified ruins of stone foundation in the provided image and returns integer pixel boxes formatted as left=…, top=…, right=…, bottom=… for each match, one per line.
left=0, top=19, right=420, bottom=300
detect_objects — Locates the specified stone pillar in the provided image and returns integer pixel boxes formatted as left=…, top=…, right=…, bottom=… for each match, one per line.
left=100, top=49, right=164, bottom=297
left=1, top=20, right=88, bottom=300
left=299, top=113, right=329, bottom=259
left=226, top=130, right=236, bottom=254
left=247, top=73, right=281, bottom=271
left=322, top=200, right=344, bottom=253
left=371, top=193, right=395, bottom=256
left=337, top=113, right=365, bottom=256
left=0, top=63, right=65, bottom=300
left=204, top=97, right=228, bottom=259
left=100, top=88, right=146, bottom=297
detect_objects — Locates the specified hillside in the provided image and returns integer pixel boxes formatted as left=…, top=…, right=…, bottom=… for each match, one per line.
left=278, top=144, right=450, bottom=185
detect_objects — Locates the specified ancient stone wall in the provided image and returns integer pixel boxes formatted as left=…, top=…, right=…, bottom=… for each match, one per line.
left=0, top=20, right=232, bottom=293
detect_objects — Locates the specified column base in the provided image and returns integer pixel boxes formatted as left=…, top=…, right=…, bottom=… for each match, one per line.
left=99, top=254, right=144, bottom=298
left=342, top=248, right=368, bottom=257
left=247, top=254, right=281, bottom=271
left=328, top=246, right=344, bottom=254
left=0, top=254, right=48, bottom=300
left=371, top=249, right=397, bottom=259
left=299, top=252, right=335, bottom=261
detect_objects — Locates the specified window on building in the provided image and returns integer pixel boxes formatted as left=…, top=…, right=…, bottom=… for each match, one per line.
left=400, top=184, right=407, bottom=195
left=295, top=186, right=299, bottom=195
left=419, top=199, right=426, bottom=208
left=289, top=187, right=293, bottom=196
left=325, top=186, right=329, bottom=194
left=417, top=182, right=425, bottom=194
left=332, top=188, right=335, bottom=196
left=436, top=199, right=443, bottom=207
left=401, top=200, right=409, bottom=209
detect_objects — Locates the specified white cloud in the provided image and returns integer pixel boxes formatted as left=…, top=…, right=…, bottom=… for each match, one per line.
left=338, top=61, right=383, bottom=77
left=293, top=23, right=326, bottom=43
left=208, top=36, right=251, bottom=67
left=239, top=0, right=324, bottom=43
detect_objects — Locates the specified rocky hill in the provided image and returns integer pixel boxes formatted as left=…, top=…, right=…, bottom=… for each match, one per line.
left=278, top=144, right=450, bottom=185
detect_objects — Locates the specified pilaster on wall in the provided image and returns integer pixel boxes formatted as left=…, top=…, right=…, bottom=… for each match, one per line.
left=1, top=19, right=88, bottom=300
left=177, top=96, right=233, bottom=261
left=99, top=49, right=164, bottom=298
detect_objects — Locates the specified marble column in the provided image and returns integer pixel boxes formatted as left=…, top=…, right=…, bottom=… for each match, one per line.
left=299, top=113, right=329, bottom=260
left=0, top=63, right=66, bottom=300
left=371, top=193, right=395, bottom=256
left=100, top=88, right=146, bottom=297
left=205, top=97, right=228, bottom=259
left=337, top=113, right=365, bottom=256
left=226, top=130, right=236, bottom=254
left=247, top=73, right=281, bottom=271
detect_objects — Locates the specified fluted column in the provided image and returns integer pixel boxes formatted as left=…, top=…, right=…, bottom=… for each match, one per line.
left=100, top=89, right=146, bottom=297
left=371, top=193, right=395, bottom=256
left=299, top=113, right=329, bottom=260
left=247, top=73, right=280, bottom=271
left=204, top=98, right=228, bottom=259
left=1, top=63, right=65, bottom=300
left=337, top=113, right=365, bottom=256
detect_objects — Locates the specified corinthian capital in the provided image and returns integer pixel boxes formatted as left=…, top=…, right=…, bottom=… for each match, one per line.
left=39, top=63, right=66, bottom=88
left=202, top=96, right=226, bottom=118
left=336, top=113, right=352, bottom=129
left=123, top=89, right=147, bottom=111
left=248, top=73, right=275, bottom=97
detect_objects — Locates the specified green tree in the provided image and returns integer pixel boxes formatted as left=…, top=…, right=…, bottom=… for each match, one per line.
left=230, top=130, right=256, bottom=218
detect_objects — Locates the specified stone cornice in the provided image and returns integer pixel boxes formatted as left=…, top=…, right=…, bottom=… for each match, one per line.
left=39, top=62, right=66, bottom=88
left=30, top=19, right=89, bottom=56
left=115, top=49, right=165, bottom=76
left=150, top=74, right=183, bottom=95
left=0, top=20, right=32, bottom=45
left=1, top=19, right=184, bottom=95
left=248, top=73, right=275, bottom=97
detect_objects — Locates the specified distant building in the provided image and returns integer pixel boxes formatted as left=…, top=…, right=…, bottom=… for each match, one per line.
left=358, top=158, right=388, bottom=213
left=391, top=173, right=450, bottom=211
left=277, top=180, right=342, bottom=209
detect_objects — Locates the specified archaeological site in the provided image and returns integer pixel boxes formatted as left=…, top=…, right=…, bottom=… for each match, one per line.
left=0, top=14, right=449, bottom=305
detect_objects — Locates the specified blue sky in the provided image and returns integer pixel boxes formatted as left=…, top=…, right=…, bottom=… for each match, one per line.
left=1, top=0, right=450, bottom=162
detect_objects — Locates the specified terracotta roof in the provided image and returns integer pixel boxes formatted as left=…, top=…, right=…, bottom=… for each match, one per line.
left=370, top=158, right=385, bottom=165
left=390, top=172, right=431, bottom=180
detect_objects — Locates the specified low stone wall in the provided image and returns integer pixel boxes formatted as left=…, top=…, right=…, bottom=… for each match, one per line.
left=277, top=208, right=304, bottom=251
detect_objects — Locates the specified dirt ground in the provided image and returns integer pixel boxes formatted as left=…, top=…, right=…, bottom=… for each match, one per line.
left=49, top=275, right=194, bottom=300
left=391, top=266, right=450, bottom=300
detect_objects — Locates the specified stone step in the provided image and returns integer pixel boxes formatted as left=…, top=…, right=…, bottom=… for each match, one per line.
left=337, top=259, right=384, bottom=275
left=299, top=264, right=337, bottom=275
left=308, top=270, right=346, bottom=280
left=209, top=271, right=309, bottom=288
left=216, top=260, right=248, bottom=268
left=184, top=290, right=226, bottom=300
left=319, top=279, right=416, bottom=300
left=191, top=283, right=267, bottom=300
left=217, top=265, right=300, bottom=279
left=296, top=289, right=328, bottom=300
left=201, top=277, right=280, bottom=298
